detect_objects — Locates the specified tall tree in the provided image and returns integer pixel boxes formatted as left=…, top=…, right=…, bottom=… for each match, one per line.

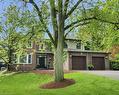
left=77, top=21, right=119, bottom=51
left=20, top=0, right=119, bottom=82
left=0, top=6, right=24, bottom=66
left=0, top=5, right=43, bottom=70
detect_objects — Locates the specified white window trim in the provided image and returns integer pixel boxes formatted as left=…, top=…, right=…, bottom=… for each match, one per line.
left=27, top=54, right=32, bottom=64
left=17, top=54, right=32, bottom=64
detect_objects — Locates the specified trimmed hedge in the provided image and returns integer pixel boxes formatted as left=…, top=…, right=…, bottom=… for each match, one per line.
left=110, top=60, right=119, bottom=70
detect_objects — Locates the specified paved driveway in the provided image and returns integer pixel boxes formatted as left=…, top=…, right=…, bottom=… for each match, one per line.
left=80, top=71, right=119, bottom=80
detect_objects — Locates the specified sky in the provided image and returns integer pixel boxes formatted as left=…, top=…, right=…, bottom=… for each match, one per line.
left=0, top=0, right=101, bottom=15
left=0, top=0, right=104, bottom=38
left=0, top=0, right=34, bottom=14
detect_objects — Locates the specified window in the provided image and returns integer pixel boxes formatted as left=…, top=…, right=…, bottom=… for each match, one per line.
left=64, top=42, right=68, bottom=48
left=85, top=46, right=90, bottom=50
left=39, top=44, right=44, bottom=50
left=18, top=54, right=32, bottom=64
left=28, top=54, right=32, bottom=63
left=76, top=43, right=81, bottom=49
left=85, top=42, right=90, bottom=50
left=27, top=41, right=33, bottom=48
left=41, top=44, right=44, bottom=49
left=13, top=54, right=17, bottom=64
left=20, top=55, right=27, bottom=63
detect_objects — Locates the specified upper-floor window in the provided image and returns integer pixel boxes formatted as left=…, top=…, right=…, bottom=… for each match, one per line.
left=39, top=43, right=44, bottom=50
left=85, top=42, right=90, bottom=50
left=76, top=43, right=81, bottom=49
left=85, top=46, right=90, bottom=50
left=64, top=42, right=68, bottom=48
left=27, top=41, right=33, bottom=48
left=41, top=44, right=44, bottom=49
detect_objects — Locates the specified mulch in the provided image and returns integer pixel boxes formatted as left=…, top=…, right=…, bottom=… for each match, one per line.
left=40, top=78, right=75, bottom=89
left=32, top=70, right=76, bottom=89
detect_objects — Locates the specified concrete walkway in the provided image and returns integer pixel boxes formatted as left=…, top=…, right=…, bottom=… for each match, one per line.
left=80, top=71, right=119, bottom=80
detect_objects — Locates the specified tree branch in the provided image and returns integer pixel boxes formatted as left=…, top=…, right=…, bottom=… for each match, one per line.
left=65, top=0, right=83, bottom=19
left=94, top=17, right=119, bottom=25
left=64, top=16, right=119, bottom=31
left=0, top=56, right=8, bottom=64
left=63, top=0, right=69, bottom=17
left=64, top=17, right=94, bottom=30
left=64, top=22, right=90, bottom=38
left=23, top=0, right=56, bottom=46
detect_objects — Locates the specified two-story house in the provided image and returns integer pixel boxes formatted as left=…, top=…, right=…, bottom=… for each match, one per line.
left=14, top=39, right=110, bottom=71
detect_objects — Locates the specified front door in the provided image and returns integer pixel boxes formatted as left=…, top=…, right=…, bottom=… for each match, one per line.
left=39, top=57, right=45, bottom=68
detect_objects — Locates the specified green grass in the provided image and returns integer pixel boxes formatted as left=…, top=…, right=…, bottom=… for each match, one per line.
left=0, top=72, right=119, bottom=95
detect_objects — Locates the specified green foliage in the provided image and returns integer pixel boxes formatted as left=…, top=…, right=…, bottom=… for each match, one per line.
left=77, top=20, right=119, bottom=51
left=76, top=0, right=119, bottom=51
left=0, top=5, right=44, bottom=64
left=110, top=60, right=119, bottom=70
left=115, top=54, right=119, bottom=60
left=88, top=63, right=94, bottom=70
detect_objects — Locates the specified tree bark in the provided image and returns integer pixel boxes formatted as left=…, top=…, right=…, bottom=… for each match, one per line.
left=53, top=0, right=64, bottom=82
left=54, top=35, right=64, bottom=82
left=7, top=47, right=15, bottom=71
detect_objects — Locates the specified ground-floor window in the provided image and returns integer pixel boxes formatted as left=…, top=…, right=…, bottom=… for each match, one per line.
left=17, top=54, right=32, bottom=64
left=28, top=54, right=32, bottom=64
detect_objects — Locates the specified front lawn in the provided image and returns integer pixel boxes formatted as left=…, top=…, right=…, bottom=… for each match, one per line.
left=0, top=72, right=119, bottom=95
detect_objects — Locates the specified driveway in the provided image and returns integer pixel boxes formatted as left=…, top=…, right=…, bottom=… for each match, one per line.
left=80, top=71, right=119, bottom=80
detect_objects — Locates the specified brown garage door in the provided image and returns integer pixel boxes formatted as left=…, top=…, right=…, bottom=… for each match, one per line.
left=92, top=57, right=105, bottom=70
left=72, top=56, right=86, bottom=70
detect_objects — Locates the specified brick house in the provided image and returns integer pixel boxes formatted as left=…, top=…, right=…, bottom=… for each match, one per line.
left=14, top=39, right=110, bottom=71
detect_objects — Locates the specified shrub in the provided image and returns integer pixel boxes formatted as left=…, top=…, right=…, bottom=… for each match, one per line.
left=110, top=60, right=119, bottom=70
left=87, top=64, right=94, bottom=70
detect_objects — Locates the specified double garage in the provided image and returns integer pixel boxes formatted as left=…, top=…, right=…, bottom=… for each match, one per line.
left=64, top=50, right=110, bottom=70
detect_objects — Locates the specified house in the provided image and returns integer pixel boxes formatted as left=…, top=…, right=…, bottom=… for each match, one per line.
left=13, top=39, right=110, bottom=71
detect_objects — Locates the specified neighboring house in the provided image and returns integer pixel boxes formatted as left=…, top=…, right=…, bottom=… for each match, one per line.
left=13, top=39, right=110, bottom=71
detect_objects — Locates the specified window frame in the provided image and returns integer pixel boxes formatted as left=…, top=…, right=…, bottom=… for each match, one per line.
left=17, top=54, right=32, bottom=64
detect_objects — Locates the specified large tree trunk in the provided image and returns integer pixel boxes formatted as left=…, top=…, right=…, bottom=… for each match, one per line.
left=54, top=38, right=64, bottom=82
left=54, top=13, right=64, bottom=82
left=53, top=0, right=65, bottom=82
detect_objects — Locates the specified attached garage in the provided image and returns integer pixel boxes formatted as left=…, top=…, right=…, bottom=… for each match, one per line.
left=64, top=50, right=110, bottom=70
left=72, top=56, right=86, bottom=70
left=92, top=57, right=105, bottom=70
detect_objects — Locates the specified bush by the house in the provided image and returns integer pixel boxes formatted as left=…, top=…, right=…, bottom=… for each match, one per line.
left=87, top=63, right=94, bottom=70
left=110, top=60, right=119, bottom=70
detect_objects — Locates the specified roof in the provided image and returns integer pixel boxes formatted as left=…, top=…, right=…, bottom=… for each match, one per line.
left=66, top=49, right=111, bottom=54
